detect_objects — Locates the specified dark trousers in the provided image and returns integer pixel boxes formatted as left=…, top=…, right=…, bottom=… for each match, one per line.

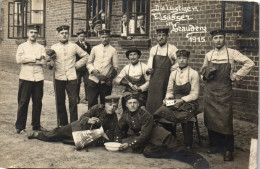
left=87, top=79, right=112, bottom=109
left=37, top=124, right=73, bottom=142
left=161, top=122, right=194, bottom=147
left=15, top=79, right=43, bottom=130
left=76, top=70, right=89, bottom=101
left=55, top=79, right=78, bottom=126
left=143, top=134, right=208, bottom=167
left=208, top=129, right=234, bottom=152
left=181, top=121, right=194, bottom=147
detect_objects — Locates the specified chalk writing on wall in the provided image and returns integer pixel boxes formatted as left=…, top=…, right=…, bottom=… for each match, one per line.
left=151, top=5, right=207, bottom=42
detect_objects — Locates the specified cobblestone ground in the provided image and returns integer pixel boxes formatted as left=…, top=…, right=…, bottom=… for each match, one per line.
left=0, top=70, right=257, bottom=169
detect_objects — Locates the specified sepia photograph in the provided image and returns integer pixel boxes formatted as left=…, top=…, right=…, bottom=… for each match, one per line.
left=0, top=0, right=259, bottom=168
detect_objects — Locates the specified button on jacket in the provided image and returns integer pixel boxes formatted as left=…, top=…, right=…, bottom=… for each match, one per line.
left=51, top=42, right=89, bottom=81
left=114, top=108, right=154, bottom=150
left=87, top=44, right=118, bottom=83
left=16, top=41, right=46, bottom=81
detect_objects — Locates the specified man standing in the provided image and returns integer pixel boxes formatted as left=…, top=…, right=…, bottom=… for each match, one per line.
left=202, top=29, right=255, bottom=161
left=15, top=24, right=46, bottom=133
left=75, top=29, right=91, bottom=103
left=146, top=28, right=178, bottom=114
left=50, top=25, right=89, bottom=126
left=27, top=95, right=120, bottom=145
left=87, top=29, right=118, bottom=108
left=114, top=47, right=149, bottom=109
left=115, top=93, right=209, bottom=169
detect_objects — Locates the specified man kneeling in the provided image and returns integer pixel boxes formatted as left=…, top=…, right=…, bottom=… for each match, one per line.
left=114, top=93, right=209, bottom=169
left=27, top=95, right=120, bottom=146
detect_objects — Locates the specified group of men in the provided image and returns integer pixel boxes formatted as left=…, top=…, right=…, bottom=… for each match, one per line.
left=15, top=23, right=254, bottom=168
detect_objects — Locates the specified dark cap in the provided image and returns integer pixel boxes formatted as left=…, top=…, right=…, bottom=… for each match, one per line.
left=176, top=50, right=190, bottom=58
left=123, top=92, right=140, bottom=102
left=76, top=29, right=87, bottom=36
left=126, top=47, right=141, bottom=59
left=210, top=29, right=226, bottom=37
left=105, top=95, right=120, bottom=103
left=156, top=27, right=170, bottom=35
left=56, top=25, right=70, bottom=32
left=99, top=29, right=111, bottom=36
left=27, top=24, right=40, bottom=32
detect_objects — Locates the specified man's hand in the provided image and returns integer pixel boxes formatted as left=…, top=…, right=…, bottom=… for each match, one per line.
left=119, top=143, right=129, bottom=151
left=146, top=68, right=153, bottom=75
left=173, top=99, right=185, bottom=109
left=88, top=117, right=100, bottom=124
left=91, top=69, right=100, bottom=76
left=35, top=59, right=46, bottom=65
left=131, top=85, right=141, bottom=92
left=230, top=74, right=243, bottom=81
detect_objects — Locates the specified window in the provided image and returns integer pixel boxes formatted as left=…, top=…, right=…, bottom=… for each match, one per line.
left=71, top=0, right=110, bottom=37
left=221, top=1, right=259, bottom=34
left=122, top=0, right=149, bottom=37
left=8, top=0, right=45, bottom=39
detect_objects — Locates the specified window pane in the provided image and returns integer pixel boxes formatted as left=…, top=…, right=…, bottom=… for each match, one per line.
left=31, top=0, right=43, bottom=10
left=31, top=11, right=43, bottom=23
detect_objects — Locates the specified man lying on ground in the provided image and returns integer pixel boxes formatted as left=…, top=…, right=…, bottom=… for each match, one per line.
left=114, top=92, right=209, bottom=169
left=27, top=95, right=120, bottom=147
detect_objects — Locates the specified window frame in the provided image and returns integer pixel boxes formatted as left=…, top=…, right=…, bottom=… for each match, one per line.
left=8, top=0, right=46, bottom=39
left=71, top=0, right=110, bottom=38
left=221, top=1, right=259, bottom=34
left=124, top=0, right=150, bottom=37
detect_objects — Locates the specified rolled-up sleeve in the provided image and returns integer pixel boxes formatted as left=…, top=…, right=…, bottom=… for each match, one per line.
left=232, top=50, right=255, bottom=77
left=114, top=66, right=127, bottom=84
left=16, top=45, right=36, bottom=64
left=165, top=71, right=176, bottom=99
left=181, top=70, right=199, bottom=102
left=87, top=48, right=96, bottom=73
left=139, top=64, right=150, bottom=92
left=75, top=45, right=89, bottom=69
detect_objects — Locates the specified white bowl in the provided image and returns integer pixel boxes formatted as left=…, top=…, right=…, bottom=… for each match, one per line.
left=104, top=142, right=122, bottom=151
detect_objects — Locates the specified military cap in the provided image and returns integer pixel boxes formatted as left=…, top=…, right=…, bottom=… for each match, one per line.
left=123, top=92, right=140, bottom=102
left=210, top=29, right=226, bottom=37
left=56, top=25, right=70, bottom=32
left=99, top=29, right=111, bottom=35
left=176, top=50, right=190, bottom=58
left=76, top=29, right=87, bottom=36
left=126, top=46, right=141, bottom=59
left=156, top=27, right=170, bottom=35
left=27, top=24, right=40, bottom=32
left=105, top=95, right=121, bottom=103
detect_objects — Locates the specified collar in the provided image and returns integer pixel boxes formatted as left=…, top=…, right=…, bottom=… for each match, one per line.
left=128, top=109, right=139, bottom=116
left=130, top=60, right=140, bottom=66
left=59, top=41, right=69, bottom=45
left=177, top=66, right=189, bottom=72
left=214, top=45, right=226, bottom=52
left=101, top=43, right=110, bottom=48
left=158, top=42, right=168, bottom=48
left=27, top=40, right=37, bottom=45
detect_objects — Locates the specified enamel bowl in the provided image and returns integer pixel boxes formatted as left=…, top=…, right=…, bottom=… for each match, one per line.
left=104, top=142, right=122, bottom=151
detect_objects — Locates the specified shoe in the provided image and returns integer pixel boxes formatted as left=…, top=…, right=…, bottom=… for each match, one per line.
left=32, top=126, right=47, bottom=131
left=224, top=151, right=233, bottom=161
left=193, top=157, right=210, bottom=169
left=27, top=131, right=39, bottom=139
left=16, top=129, right=25, bottom=134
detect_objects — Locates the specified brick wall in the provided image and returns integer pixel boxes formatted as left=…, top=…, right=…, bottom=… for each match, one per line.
left=0, top=0, right=258, bottom=123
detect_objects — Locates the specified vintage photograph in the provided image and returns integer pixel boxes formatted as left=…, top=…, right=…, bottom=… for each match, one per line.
left=0, top=0, right=258, bottom=168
